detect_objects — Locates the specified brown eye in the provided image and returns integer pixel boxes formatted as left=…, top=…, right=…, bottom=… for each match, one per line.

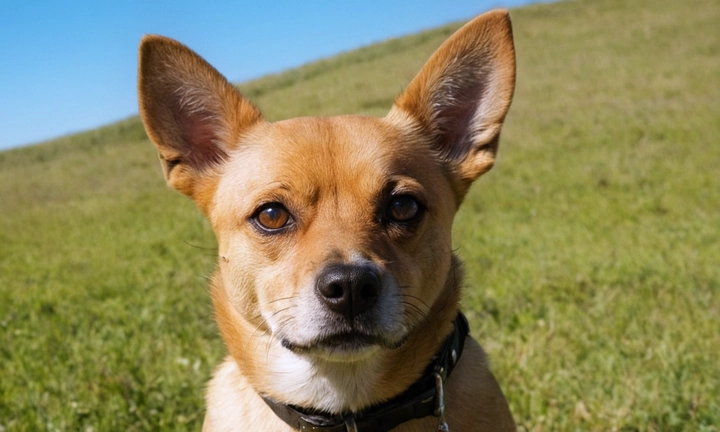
left=254, top=204, right=292, bottom=231
left=387, top=195, right=422, bottom=223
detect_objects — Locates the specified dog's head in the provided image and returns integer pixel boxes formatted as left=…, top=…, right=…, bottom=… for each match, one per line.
left=138, top=9, right=514, bottom=398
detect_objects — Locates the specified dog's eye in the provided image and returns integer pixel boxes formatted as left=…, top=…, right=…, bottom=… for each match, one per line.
left=387, top=195, right=422, bottom=223
left=254, top=204, right=292, bottom=231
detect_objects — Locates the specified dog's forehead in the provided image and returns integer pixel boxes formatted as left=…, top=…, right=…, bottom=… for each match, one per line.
left=226, top=115, right=435, bottom=194
left=256, top=115, right=407, bottom=167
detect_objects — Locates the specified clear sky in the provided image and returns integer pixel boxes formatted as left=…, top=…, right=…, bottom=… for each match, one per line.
left=0, top=0, right=537, bottom=150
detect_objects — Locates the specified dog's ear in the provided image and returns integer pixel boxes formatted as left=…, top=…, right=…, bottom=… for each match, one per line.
left=389, top=10, right=515, bottom=196
left=138, top=35, right=263, bottom=203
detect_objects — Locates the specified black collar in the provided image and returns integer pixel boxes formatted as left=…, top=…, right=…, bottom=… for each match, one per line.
left=261, top=312, right=470, bottom=432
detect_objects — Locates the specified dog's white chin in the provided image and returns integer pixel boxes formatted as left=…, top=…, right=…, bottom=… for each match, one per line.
left=263, top=341, right=390, bottom=413
left=311, top=344, right=381, bottom=363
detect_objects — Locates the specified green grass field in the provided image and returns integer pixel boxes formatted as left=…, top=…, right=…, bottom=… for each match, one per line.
left=1, top=0, right=718, bottom=430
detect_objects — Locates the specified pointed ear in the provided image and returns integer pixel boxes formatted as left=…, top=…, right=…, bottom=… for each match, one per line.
left=137, top=35, right=263, bottom=201
left=388, top=10, right=515, bottom=194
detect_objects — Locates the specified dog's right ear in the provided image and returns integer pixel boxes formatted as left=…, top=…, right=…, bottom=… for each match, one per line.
left=388, top=10, right=515, bottom=201
left=138, top=35, right=263, bottom=205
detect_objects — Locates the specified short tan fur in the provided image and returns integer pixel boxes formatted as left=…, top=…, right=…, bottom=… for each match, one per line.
left=138, top=9, right=516, bottom=431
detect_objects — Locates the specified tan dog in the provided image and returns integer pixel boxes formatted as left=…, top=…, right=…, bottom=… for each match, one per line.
left=138, top=9, right=516, bottom=431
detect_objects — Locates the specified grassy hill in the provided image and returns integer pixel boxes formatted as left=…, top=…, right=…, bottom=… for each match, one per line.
left=1, top=0, right=719, bottom=429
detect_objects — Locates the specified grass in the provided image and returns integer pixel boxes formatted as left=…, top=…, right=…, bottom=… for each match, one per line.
left=1, top=0, right=718, bottom=430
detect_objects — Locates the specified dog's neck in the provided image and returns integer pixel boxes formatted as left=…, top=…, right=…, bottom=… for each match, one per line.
left=209, top=258, right=463, bottom=414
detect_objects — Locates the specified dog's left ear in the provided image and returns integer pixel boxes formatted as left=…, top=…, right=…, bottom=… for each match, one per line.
left=138, top=35, right=263, bottom=207
left=389, top=10, right=516, bottom=197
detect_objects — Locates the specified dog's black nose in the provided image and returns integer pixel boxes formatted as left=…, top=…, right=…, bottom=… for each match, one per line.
left=316, top=264, right=381, bottom=321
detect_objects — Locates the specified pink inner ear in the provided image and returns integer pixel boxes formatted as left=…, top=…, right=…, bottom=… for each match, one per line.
left=175, top=109, right=227, bottom=171
left=434, top=71, right=486, bottom=162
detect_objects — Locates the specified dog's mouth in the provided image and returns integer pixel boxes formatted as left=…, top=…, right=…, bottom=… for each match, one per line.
left=281, top=331, right=408, bottom=361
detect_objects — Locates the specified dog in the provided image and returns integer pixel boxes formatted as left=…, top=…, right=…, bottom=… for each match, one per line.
left=138, top=9, right=516, bottom=431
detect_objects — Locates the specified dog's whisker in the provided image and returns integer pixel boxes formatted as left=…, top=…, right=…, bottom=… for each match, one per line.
left=400, top=296, right=428, bottom=314
left=392, top=292, right=432, bottom=319
left=244, top=306, right=285, bottom=368
left=264, top=327, right=277, bottom=364
left=402, top=303, right=427, bottom=329
left=401, top=293, right=432, bottom=312
left=267, top=295, right=296, bottom=305
left=402, top=302, right=428, bottom=322
left=402, top=311, right=421, bottom=331
left=244, top=321, right=268, bottom=370
left=182, top=240, right=219, bottom=256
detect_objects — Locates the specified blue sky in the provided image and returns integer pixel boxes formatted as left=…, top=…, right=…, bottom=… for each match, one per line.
left=0, top=0, right=537, bottom=150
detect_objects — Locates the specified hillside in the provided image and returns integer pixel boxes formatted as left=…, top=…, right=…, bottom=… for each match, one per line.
left=1, top=0, right=719, bottom=429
